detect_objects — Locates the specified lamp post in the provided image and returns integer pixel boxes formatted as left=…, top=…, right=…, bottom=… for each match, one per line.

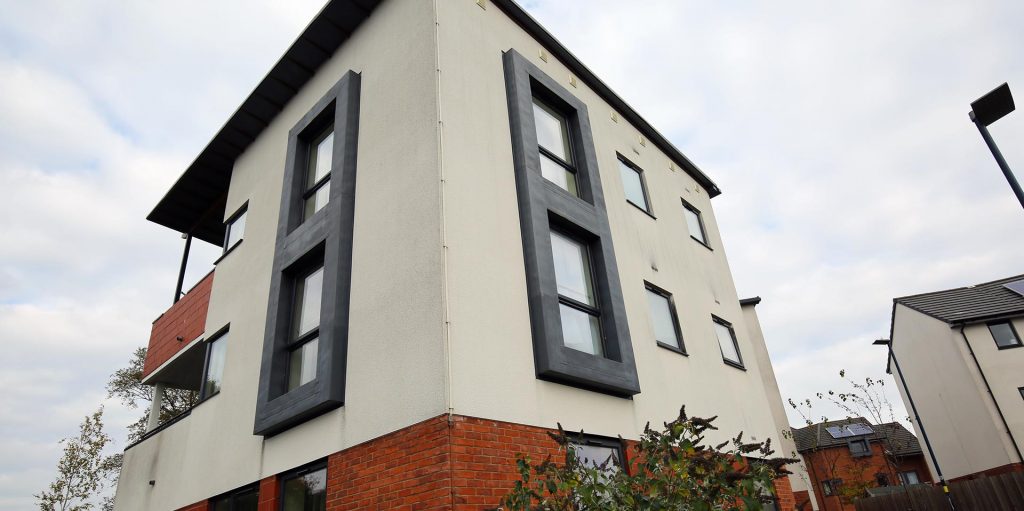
left=969, top=83, right=1023, bottom=210
left=873, top=339, right=956, bottom=510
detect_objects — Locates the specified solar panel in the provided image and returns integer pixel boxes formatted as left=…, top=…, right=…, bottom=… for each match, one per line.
left=1004, top=280, right=1024, bottom=298
left=847, top=424, right=874, bottom=436
left=826, top=424, right=874, bottom=439
left=825, top=426, right=852, bottom=439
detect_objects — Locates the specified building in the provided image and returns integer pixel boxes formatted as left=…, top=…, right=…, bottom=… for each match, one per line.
left=114, top=1, right=803, bottom=509
left=886, top=274, right=1024, bottom=482
left=791, top=418, right=932, bottom=511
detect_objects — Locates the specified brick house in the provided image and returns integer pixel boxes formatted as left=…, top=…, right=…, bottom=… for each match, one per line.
left=113, top=1, right=806, bottom=509
left=791, top=418, right=932, bottom=511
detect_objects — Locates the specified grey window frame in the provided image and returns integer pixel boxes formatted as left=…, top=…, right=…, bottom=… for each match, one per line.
left=504, top=49, right=640, bottom=397
left=847, top=438, right=871, bottom=457
left=279, top=460, right=327, bottom=511
left=712, top=315, right=745, bottom=370
left=567, top=433, right=625, bottom=471
left=988, top=321, right=1023, bottom=349
left=644, top=281, right=686, bottom=355
left=1018, top=386, right=1024, bottom=401
left=221, top=202, right=248, bottom=258
left=680, top=198, right=711, bottom=249
left=821, top=478, right=842, bottom=496
left=198, top=325, right=230, bottom=402
left=210, top=483, right=258, bottom=511
left=254, top=71, right=360, bottom=436
left=617, top=154, right=654, bottom=217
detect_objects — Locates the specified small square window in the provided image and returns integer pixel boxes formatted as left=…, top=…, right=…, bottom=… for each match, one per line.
left=533, top=98, right=579, bottom=197
left=551, top=231, right=603, bottom=356
left=224, top=205, right=247, bottom=252
left=282, top=466, right=327, bottom=511
left=681, top=199, right=709, bottom=247
left=569, top=436, right=623, bottom=479
left=899, top=470, right=920, bottom=485
left=645, top=283, right=684, bottom=352
left=988, top=321, right=1022, bottom=349
left=822, top=478, right=842, bottom=496
left=713, top=316, right=743, bottom=368
left=618, top=157, right=651, bottom=214
left=848, top=438, right=871, bottom=457
left=200, top=332, right=228, bottom=400
left=303, top=127, right=334, bottom=221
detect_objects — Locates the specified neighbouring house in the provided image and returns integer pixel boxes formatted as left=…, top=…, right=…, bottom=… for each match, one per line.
left=887, top=275, right=1024, bottom=482
left=792, top=418, right=933, bottom=511
left=113, top=1, right=806, bottom=509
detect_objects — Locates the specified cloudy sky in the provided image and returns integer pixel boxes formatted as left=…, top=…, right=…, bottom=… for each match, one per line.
left=1, top=0, right=1022, bottom=508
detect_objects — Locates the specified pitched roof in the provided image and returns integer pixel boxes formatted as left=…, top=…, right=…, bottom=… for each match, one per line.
left=895, top=274, right=1024, bottom=325
left=148, top=0, right=721, bottom=244
left=791, top=417, right=922, bottom=457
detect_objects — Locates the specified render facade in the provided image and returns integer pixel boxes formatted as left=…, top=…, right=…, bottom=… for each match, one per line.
left=115, top=1, right=803, bottom=509
left=887, top=275, right=1024, bottom=483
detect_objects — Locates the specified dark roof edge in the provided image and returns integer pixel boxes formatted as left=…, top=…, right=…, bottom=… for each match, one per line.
left=490, top=0, right=722, bottom=198
left=893, top=273, right=1024, bottom=304
left=739, top=296, right=762, bottom=306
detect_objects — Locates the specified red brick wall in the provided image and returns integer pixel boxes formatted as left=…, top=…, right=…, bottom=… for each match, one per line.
left=177, top=502, right=209, bottom=511
left=802, top=442, right=933, bottom=511
left=173, top=414, right=795, bottom=511
left=144, top=271, right=214, bottom=377
left=793, top=489, right=811, bottom=510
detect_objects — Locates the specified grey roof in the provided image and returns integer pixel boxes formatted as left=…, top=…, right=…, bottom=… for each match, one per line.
left=895, top=274, right=1024, bottom=325
left=148, top=0, right=721, bottom=244
left=791, top=417, right=923, bottom=457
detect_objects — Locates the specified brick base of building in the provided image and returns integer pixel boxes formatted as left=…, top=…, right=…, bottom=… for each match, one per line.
left=178, top=414, right=795, bottom=511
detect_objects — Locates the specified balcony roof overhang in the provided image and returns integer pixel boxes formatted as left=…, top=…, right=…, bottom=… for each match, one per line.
left=148, top=0, right=721, bottom=244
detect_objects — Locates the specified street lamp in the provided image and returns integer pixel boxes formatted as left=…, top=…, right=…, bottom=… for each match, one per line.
left=873, top=338, right=956, bottom=510
left=969, top=83, right=1024, bottom=210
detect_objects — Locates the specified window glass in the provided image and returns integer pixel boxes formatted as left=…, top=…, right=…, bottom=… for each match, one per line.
left=201, top=334, right=228, bottom=399
left=714, top=320, right=741, bottom=365
left=226, top=209, right=246, bottom=249
left=211, top=487, right=257, bottom=511
left=304, top=129, right=334, bottom=220
left=571, top=442, right=620, bottom=473
left=550, top=232, right=595, bottom=306
left=989, top=322, right=1021, bottom=348
left=539, top=154, right=578, bottom=196
left=647, top=289, right=681, bottom=349
left=683, top=204, right=707, bottom=244
left=619, top=160, right=649, bottom=211
left=293, top=267, right=325, bottom=338
left=532, top=99, right=572, bottom=163
left=283, top=468, right=327, bottom=511
left=304, top=185, right=330, bottom=221
left=559, top=304, right=603, bottom=356
left=288, top=337, right=319, bottom=391
left=849, top=439, right=870, bottom=455
left=900, top=471, right=920, bottom=485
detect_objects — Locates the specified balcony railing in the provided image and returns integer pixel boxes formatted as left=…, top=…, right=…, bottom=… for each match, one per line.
left=144, top=270, right=215, bottom=378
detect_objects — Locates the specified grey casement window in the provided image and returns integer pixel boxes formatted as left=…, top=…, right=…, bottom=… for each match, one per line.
left=223, top=203, right=247, bottom=253
left=254, top=71, right=360, bottom=436
left=618, top=156, right=652, bottom=214
left=645, top=282, right=685, bottom=354
left=681, top=199, right=709, bottom=247
left=504, top=49, right=640, bottom=397
left=848, top=438, right=871, bottom=457
left=281, top=463, right=327, bottom=511
left=988, top=321, right=1022, bottom=349
left=712, top=316, right=744, bottom=368
left=199, top=330, right=228, bottom=401
left=899, top=470, right=920, bottom=485
left=568, top=435, right=624, bottom=476
left=210, top=485, right=258, bottom=511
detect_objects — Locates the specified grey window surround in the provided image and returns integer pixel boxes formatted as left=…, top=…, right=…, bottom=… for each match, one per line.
left=644, top=281, right=686, bottom=355
left=988, top=321, right=1022, bottom=349
left=617, top=154, right=654, bottom=218
left=254, top=71, right=360, bottom=436
left=680, top=198, right=711, bottom=249
left=712, top=315, right=745, bottom=370
left=503, top=49, right=640, bottom=397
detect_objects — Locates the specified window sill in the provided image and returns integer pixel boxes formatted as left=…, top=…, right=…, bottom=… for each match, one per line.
left=723, top=359, right=746, bottom=371
left=691, top=236, right=713, bottom=251
left=657, top=341, right=688, bottom=356
left=213, top=239, right=244, bottom=265
left=996, top=343, right=1023, bottom=350
left=626, top=200, right=656, bottom=220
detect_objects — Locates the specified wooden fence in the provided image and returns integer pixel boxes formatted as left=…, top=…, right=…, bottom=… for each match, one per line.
left=854, top=471, right=1024, bottom=511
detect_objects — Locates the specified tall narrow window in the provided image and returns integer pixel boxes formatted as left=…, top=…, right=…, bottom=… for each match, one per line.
left=303, top=128, right=334, bottom=221
left=713, top=316, right=744, bottom=368
left=533, top=99, right=579, bottom=197
left=288, top=265, right=323, bottom=391
left=551, top=231, right=602, bottom=356
left=224, top=205, right=247, bottom=252
left=645, top=283, right=684, bottom=352
left=618, top=157, right=651, bottom=214
left=681, top=199, right=709, bottom=246
left=282, top=466, right=326, bottom=511
left=200, top=332, right=228, bottom=400
left=988, top=321, right=1022, bottom=349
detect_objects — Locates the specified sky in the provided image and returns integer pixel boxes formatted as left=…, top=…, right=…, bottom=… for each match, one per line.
left=0, top=0, right=1022, bottom=509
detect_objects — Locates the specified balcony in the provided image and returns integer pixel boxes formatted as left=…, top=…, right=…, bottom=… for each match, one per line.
left=143, top=270, right=214, bottom=387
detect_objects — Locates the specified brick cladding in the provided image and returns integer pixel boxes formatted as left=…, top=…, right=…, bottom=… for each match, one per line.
left=175, top=414, right=795, bottom=510
left=144, top=271, right=214, bottom=377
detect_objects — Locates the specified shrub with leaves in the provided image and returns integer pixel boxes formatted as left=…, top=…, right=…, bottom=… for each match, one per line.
left=501, top=406, right=796, bottom=511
